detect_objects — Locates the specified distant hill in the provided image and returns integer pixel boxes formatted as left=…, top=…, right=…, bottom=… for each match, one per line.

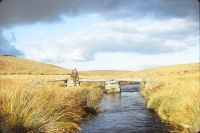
left=81, top=63, right=199, bottom=79
left=80, top=70, right=132, bottom=78
left=0, top=55, right=198, bottom=77
left=136, top=63, right=199, bottom=75
left=0, top=55, right=70, bottom=75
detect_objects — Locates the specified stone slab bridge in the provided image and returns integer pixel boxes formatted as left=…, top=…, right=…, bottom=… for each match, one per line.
left=52, top=78, right=148, bottom=93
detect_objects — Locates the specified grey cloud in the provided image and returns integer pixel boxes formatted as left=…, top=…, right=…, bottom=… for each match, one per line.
left=0, top=0, right=198, bottom=59
left=95, top=18, right=198, bottom=39
left=0, top=0, right=118, bottom=28
left=0, top=0, right=198, bottom=28
left=0, top=30, right=23, bottom=55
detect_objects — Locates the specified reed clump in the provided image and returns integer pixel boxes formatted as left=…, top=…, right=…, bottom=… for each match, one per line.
left=0, top=76, right=103, bottom=133
left=141, top=77, right=200, bottom=132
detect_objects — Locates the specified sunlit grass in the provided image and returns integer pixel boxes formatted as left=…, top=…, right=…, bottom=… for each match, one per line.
left=0, top=55, right=70, bottom=75
left=0, top=76, right=103, bottom=132
left=1, top=55, right=199, bottom=132
left=141, top=63, right=200, bottom=133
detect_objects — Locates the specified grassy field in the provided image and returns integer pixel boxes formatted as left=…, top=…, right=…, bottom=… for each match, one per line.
left=82, top=63, right=200, bottom=132
left=140, top=63, right=200, bottom=133
left=80, top=70, right=132, bottom=78
left=0, top=75, right=103, bottom=132
left=0, top=55, right=70, bottom=75
left=0, top=56, right=199, bottom=132
left=0, top=55, right=104, bottom=132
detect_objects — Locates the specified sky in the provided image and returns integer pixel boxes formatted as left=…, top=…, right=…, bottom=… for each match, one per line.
left=0, top=0, right=199, bottom=70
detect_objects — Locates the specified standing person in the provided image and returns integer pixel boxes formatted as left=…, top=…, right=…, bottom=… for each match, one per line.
left=71, top=68, right=79, bottom=86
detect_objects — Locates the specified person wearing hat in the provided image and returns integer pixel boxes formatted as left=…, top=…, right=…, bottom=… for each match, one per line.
left=71, top=68, right=79, bottom=86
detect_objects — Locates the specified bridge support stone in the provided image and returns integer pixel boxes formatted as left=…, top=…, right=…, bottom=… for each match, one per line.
left=67, top=79, right=121, bottom=93
left=105, top=80, right=120, bottom=93
left=63, top=78, right=147, bottom=93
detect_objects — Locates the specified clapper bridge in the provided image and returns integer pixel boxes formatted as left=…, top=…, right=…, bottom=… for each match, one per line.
left=65, top=78, right=147, bottom=93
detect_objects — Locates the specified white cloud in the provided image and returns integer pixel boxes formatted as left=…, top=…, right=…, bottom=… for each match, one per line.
left=22, top=18, right=198, bottom=65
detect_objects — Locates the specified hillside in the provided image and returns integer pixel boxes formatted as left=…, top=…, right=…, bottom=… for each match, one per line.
left=80, top=70, right=132, bottom=78
left=81, top=63, right=199, bottom=79
left=140, top=63, right=200, bottom=132
left=140, top=63, right=198, bottom=74
left=0, top=55, right=70, bottom=75
left=0, top=55, right=198, bottom=77
left=131, top=63, right=199, bottom=79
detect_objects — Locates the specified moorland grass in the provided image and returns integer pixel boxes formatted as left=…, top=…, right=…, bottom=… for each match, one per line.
left=0, top=76, right=103, bottom=133
left=141, top=64, right=200, bottom=133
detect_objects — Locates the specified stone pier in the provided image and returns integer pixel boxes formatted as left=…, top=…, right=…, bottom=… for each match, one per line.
left=64, top=78, right=147, bottom=93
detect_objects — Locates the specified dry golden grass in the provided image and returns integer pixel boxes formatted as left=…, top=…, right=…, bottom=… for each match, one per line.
left=81, top=62, right=200, bottom=132
left=0, top=55, right=70, bottom=75
left=1, top=56, right=199, bottom=132
left=81, top=63, right=198, bottom=79
left=0, top=55, right=198, bottom=78
left=141, top=63, right=200, bottom=133
left=80, top=70, right=132, bottom=78
left=0, top=75, right=103, bottom=133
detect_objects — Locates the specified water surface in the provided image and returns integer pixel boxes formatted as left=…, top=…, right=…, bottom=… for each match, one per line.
left=81, top=84, right=169, bottom=133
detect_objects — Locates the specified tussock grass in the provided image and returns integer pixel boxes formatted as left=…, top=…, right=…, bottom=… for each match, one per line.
left=141, top=63, right=200, bottom=133
left=1, top=55, right=199, bottom=132
left=0, top=76, right=102, bottom=133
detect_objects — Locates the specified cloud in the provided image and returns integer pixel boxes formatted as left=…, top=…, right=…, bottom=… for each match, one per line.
left=94, top=18, right=197, bottom=37
left=23, top=18, right=198, bottom=63
left=0, top=0, right=198, bottom=28
left=0, top=0, right=198, bottom=59
left=0, top=30, right=23, bottom=55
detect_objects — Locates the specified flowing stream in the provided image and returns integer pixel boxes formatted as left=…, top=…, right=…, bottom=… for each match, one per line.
left=80, top=83, right=170, bottom=133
